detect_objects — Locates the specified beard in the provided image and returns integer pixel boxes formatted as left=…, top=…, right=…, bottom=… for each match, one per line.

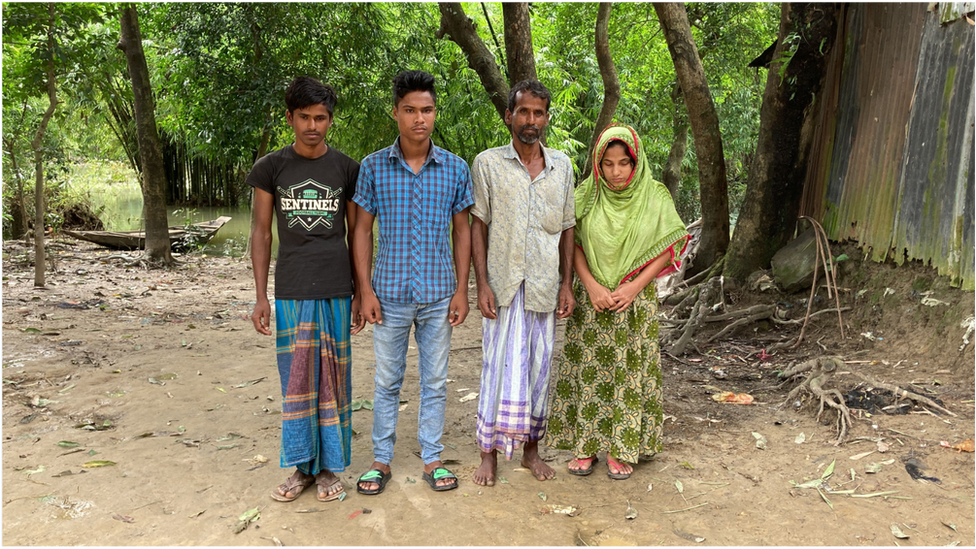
left=515, top=125, right=541, bottom=144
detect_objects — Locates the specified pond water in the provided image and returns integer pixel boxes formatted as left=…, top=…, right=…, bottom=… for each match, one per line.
left=80, top=179, right=270, bottom=257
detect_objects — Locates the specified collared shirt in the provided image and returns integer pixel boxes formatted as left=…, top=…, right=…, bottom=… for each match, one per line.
left=353, top=137, right=474, bottom=304
left=471, top=141, right=575, bottom=313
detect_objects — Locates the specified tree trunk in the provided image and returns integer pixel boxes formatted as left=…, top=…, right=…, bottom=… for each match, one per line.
left=502, top=3, right=537, bottom=85
left=118, top=4, right=173, bottom=265
left=32, top=3, right=59, bottom=287
left=584, top=2, right=621, bottom=178
left=655, top=2, right=729, bottom=276
left=437, top=3, right=510, bottom=122
left=662, top=83, right=688, bottom=200
left=723, top=3, right=841, bottom=282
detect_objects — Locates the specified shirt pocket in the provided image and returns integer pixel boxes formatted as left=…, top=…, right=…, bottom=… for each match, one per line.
left=532, top=176, right=567, bottom=235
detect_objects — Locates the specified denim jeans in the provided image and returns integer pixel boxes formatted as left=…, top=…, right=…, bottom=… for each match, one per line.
left=371, top=296, right=452, bottom=466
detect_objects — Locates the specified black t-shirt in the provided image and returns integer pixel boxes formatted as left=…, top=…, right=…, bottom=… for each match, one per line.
left=247, top=145, right=360, bottom=300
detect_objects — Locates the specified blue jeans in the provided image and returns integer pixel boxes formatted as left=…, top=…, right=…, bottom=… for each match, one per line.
left=371, top=296, right=452, bottom=466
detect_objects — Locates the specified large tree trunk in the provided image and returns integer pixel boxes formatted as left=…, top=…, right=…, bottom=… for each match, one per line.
left=723, top=3, right=841, bottom=282
left=655, top=2, right=729, bottom=276
left=502, top=3, right=537, bottom=84
left=583, top=2, right=621, bottom=178
left=437, top=3, right=510, bottom=122
left=118, top=4, right=172, bottom=265
left=32, top=3, right=59, bottom=287
left=662, top=83, right=689, bottom=200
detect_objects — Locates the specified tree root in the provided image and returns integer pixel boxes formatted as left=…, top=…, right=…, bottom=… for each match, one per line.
left=669, top=276, right=721, bottom=355
left=778, top=356, right=852, bottom=445
left=778, top=356, right=958, bottom=445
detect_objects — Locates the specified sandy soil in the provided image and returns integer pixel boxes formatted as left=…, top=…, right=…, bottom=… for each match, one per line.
left=2, top=238, right=974, bottom=546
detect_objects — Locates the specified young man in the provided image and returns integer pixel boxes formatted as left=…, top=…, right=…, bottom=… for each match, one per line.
left=352, top=70, right=473, bottom=494
left=248, top=76, right=365, bottom=503
left=469, top=80, right=576, bottom=486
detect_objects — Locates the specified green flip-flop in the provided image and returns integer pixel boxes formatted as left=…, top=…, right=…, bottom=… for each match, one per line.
left=356, top=468, right=391, bottom=495
left=422, top=467, right=458, bottom=492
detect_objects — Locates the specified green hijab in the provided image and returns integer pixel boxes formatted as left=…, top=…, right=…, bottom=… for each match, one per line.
left=575, top=124, right=690, bottom=289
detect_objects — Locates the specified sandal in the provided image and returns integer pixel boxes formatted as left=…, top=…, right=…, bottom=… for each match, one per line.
left=316, top=474, right=345, bottom=502
left=606, top=456, right=633, bottom=480
left=270, top=472, right=314, bottom=502
left=568, top=456, right=598, bottom=477
left=356, top=468, right=391, bottom=496
left=422, top=467, right=458, bottom=492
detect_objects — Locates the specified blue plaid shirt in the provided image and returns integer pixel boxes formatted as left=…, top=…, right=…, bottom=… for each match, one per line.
left=353, top=138, right=474, bottom=304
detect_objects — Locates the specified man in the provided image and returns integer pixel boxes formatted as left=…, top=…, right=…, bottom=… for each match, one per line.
left=249, top=76, right=364, bottom=503
left=352, top=70, right=473, bottom=494
left=470, top=80, right=576, bottom=486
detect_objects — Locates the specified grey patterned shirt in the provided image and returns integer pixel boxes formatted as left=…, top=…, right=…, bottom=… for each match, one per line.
left=471, top=142, right=576, bottom=313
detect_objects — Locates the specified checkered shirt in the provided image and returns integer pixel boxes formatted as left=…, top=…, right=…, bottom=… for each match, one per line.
left=353, top=138, right=474, bottom=304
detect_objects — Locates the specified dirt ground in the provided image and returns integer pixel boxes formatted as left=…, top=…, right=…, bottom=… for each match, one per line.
left=2, top=238, right=974, bottom=546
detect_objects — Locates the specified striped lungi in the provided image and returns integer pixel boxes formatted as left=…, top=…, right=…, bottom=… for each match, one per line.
left=275, top=298, right=351, bottom=474
left=476, top=284, right=555, bottom=458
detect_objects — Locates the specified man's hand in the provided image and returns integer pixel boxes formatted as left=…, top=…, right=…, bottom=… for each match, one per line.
left=449, top=290, right=469, bottom=327
left=556, top=282, right=575, bottom=319
left=361, top=292, right=383, bottom=325
left=584, top=282, right=615, bottom=312
left=350, top=294, right=365, bottom=334
left=252, top=297, right=272, bottom=335
left=476, top=284, right=497, bottom=320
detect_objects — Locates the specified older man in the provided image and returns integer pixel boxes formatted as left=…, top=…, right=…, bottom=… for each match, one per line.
left=470, top=80, right=576, bottom=486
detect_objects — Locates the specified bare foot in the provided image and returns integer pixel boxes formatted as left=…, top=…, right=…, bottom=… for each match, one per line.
left=357, top=461, right=390, bottom=493
left=473, top=451, right=497, bottom=486
left=606, top=455, right=634, bottom=479
left=315, top=470, right=344, bottom=501
left=521, top=440, right=555, bottom=481
left=424, top=460, right=458, bottom=489
left=272, top=469, right=314, bottom=501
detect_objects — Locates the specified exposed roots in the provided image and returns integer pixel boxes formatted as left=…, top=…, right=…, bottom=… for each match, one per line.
left=778, top=356, right=959, bottom=445
left=778, top=357, right=852, bottom=445
left=668, top=276, right=721, bottom=355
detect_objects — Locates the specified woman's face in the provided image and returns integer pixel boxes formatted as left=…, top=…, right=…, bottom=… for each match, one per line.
left=600, top=142, right=635, bottom=188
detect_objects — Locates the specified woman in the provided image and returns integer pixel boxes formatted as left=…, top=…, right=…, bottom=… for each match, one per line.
left=546, top=124, right=689, bottom=479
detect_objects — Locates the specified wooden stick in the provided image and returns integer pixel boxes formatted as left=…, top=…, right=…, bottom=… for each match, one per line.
left=662, top=502, right=710, bottom=514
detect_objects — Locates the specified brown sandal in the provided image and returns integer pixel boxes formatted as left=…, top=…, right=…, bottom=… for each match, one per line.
left=271, top=471, right=314, bottom=502
left=316, top=473, right=345, bottom=502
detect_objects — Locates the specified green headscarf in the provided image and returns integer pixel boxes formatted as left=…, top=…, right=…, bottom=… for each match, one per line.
left=575, top=124, right=690, bottom=289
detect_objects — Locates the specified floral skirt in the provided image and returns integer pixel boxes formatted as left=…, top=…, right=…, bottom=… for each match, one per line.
left=545, top=280, right=663, bottom=463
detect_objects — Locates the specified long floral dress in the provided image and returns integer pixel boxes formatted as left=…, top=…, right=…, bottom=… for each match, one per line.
left=545, top=279, right=664, bottom=463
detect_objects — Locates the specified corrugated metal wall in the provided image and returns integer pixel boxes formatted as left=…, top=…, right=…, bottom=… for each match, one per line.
left=801, top=3, right=975, bottom=289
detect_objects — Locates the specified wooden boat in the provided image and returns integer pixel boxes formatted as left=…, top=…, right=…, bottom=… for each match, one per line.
left=63, top=216, right=232, bottom=251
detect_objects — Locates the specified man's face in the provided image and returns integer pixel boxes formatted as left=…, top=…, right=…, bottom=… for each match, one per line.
left=286, top=104, right=332, bottom=148
left=505, top=92, right=549, bottom=145
left=393, top=90, right=436, bottom=146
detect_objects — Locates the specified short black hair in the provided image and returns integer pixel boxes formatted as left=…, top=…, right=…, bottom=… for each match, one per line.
left=285, top=76, right=337, bottom=117
left=392, top=70, right=436, bottom=107
left=507, top=80, right=551, bottom=113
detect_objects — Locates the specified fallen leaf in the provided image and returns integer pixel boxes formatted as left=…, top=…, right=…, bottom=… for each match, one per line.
left=82, top=460, right=116, bottom=468
left=625, top=500, right=638, bottom=520
left=25, top=465, right=46, bottom=477
left=675, top=479, right=684, bottom=494
left=865, top=462, right=883, bottom=474
left=680, top=461, right=695, bottom=470
left=877, top=440, right=890, bottom=453
left=188, top=510, right=206, bottom=518
left=499, top=477, right=509, bottom=484
left=646, top=483, right=653, bottom=492
left=821, top=460, right=836, bottom=480
left=238, top=507, right=260, bottom=522
left=112, top=514, right=134, bottom=523
left=941, top=521, right=957, bottom=532
left=889, top=523, right=909, bottom=539
left=712, top=391, right=754, bottom=404
left=216, top=444, right=239, bottom=450
left=538, top=492, right=547, bottom=502
left=57, top=441, right=81, bottom=448
left=849, top=451, right=875, bottom=460
left=233, top=377, right=266, bottom=389
left=752, top=432, right=767, bottom=450
left=545, top=505, right=578, bottom=515
left=459, top=392, right=478, bottom=403
left=216, top=387, right=226, bottom=394
left=404, top=476, right=416, bottom=484
left=795, top=433, right=806, bottom=444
